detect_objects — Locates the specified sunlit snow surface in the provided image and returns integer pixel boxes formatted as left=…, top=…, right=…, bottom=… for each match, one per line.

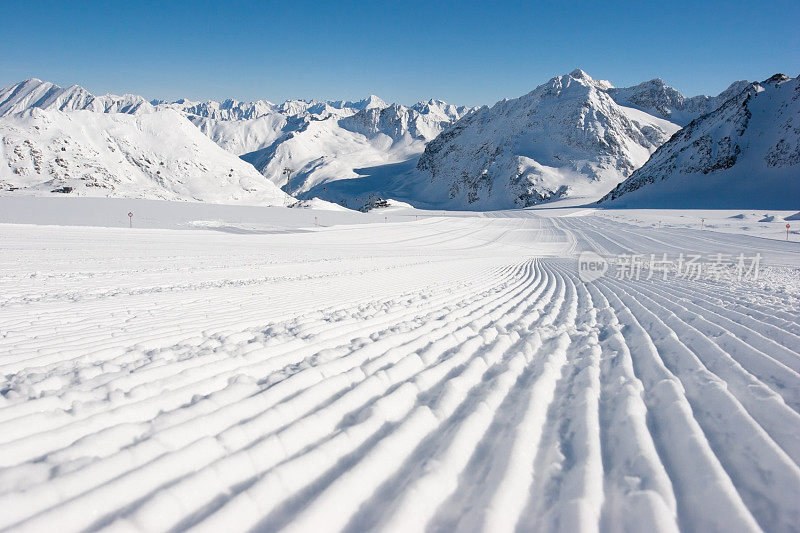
left=1, top=198, right=799, bottom=532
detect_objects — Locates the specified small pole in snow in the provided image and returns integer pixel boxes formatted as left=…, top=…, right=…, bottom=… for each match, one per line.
left=282, top=167, right=293, bottom=207
left=384, top=216, right=388, bottom=223
left=787, top=223, right=791, bottom=241
left=314, top=216, right=318, bottom=226
left=700, top=218, right=705, bottom=230
left=128, top=211, right=133, bottom=228
left=658, top=220, right=661, bottom=228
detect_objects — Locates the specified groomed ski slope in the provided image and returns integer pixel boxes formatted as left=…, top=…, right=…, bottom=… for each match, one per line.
left=1, top=210, right=799, bottom=533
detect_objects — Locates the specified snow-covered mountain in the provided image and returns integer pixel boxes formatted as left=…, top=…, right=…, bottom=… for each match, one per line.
left=175, top=96, right=403, bottom=157
left=599, top=74, right=800, bottom=209
left=241, top=100, right=474, bottom=196
left=0, top=80, right=402, bottom=157
left=0, top=78, right=154, bottom=117
left=607, top=78, right=751, bottom=126
left=339, top=101, right=471, bottom=141
left=187, top=113, right=290, bottom=157
left=109, top=81, right=473, bottom=195
left=0, top=78, right=476, bottom=204
left=0, top=107, right=288, bottom=204
left=164, top=94, right=391, bottom=155
left=412, top=69, right=680, bottom=209
left=167, top=97, right=279, bottom=121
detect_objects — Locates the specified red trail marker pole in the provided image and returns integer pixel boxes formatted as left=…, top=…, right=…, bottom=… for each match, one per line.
left=128, top=212, right=133, bottom=228
left=787, top=223, right=791, bottom=241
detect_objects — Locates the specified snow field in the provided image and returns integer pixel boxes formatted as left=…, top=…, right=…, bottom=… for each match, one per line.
left=0, top=209, right=799, bottom=532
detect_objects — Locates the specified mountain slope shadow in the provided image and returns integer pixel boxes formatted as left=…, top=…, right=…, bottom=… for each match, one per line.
left=299, top=157, right=437, bottom=209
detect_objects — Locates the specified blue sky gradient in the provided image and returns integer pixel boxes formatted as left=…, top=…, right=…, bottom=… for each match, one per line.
left=3, top=0, right=798, bottom=106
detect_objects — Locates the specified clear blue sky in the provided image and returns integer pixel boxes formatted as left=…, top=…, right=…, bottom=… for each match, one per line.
left=2, top=0, right=798, bottom=107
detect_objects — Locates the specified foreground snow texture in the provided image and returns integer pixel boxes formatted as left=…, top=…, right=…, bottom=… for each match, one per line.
left=1, top=205, right=800, bottom=533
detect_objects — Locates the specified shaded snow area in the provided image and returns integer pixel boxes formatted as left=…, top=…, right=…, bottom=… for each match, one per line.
left=1, top=200, right=800, bottom=533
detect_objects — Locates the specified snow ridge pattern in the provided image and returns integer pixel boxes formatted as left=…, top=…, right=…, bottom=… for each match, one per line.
left=0, top=211, right=798, bottom=532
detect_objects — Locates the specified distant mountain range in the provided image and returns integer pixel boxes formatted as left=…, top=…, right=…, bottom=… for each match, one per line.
left=0, top=78, right=154, bottom=116
left=0, top=71, right=796, bottom=209
left=0, top=78, right=474, bottom=205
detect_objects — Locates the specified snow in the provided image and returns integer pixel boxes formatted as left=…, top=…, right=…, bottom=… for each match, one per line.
left=0, top=197, right=401, bottom=230
left=0, top=198, right=799, bottom=532
left=289, top=197, right=355, bottom=211
left=368, top=199, right=415, bottom=210
left=188, top=113, right=288, bottom=156
left=564, top=207, right=800, bottom=241
left=1, top=67, right=799, bottom=531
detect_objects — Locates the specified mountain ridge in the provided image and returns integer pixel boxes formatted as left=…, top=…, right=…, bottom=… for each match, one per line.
left=4, top=72, right=794, bottom=210
left=598, top=73, right=800, bottom=209
left=607, top=78, right=752, bottom=126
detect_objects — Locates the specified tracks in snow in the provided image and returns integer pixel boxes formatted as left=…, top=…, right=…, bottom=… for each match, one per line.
left=0, top=216, right=798, bottom=532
